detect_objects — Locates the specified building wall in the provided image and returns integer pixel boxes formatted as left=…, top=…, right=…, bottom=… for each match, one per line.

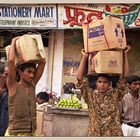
left=126, top=30, right=140, bottom=76
left=63, top=30, right=83, bottom=86
left=35, top=48, right=49, bottom=94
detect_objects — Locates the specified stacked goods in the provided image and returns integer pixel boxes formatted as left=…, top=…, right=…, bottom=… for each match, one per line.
left=83, top=16, right=126, bottom=53
left=89, top=51, right=123, bottom=74
left=55, top=95, right=82, bottom=109
left=82, top=16, right=126, bottom=74
left=5, top=45, right=18, bottom=64
left=81, top=103, right=88, bottom=110
left=88, top=52, right=97, bottom=75
left=5, top=34, right=46, bottom=65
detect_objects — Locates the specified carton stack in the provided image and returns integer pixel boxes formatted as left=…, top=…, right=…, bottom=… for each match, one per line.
left=5, top=34, right=46, bottom=65
left=82, top=16, right=126, bottom=74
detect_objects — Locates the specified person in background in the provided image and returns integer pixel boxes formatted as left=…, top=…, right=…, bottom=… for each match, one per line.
left=36, top=91, right=49, bottom=136
left=36, top=91, right=49, bottom=104
left=5, top=36, right=46, bottom=136
left=63, top=83, right=76, bottom=94
left=0, top=63, right=9, bottom=136
left=76, top=46, right=130, bottom=136
left=36, top=91, right=49, bottom=110
left=120, top=75, right=140, bottom=136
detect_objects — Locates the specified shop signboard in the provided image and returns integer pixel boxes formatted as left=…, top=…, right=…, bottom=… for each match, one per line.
left=58, top=4, right=140, bottom=28
left=0, top=5, right=58, bottom=28
left=0, top=4, right=139, bottom=29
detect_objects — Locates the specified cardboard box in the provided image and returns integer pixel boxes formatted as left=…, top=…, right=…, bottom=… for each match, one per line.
left=5, top=35, right=46, bottom=65
left=5, top=45, right=18, bottom=64
left=88, top=53, right=97, bottom=75
left=16, top=34, right=46, bottom=65
left=89, top=51, right=123, bottom=74
left=83, top=16, right=126, bottom=53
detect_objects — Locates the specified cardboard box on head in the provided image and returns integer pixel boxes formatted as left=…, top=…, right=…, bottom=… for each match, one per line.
left=88, top=50, right=123, bottom=74
left=16, top=34, right=46, bottom=65
left=88, top=52, right=97, bottom=75
left=5, top=45, right=18, bottom=65
left=5, top=34, right=46, bottom=65
left=83, top=16, right=127, bottom=53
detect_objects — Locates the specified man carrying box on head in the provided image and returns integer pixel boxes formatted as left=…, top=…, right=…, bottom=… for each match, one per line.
left=5, top=36, right=46, bottom=136
left=76, top=45, right=131, bottom=136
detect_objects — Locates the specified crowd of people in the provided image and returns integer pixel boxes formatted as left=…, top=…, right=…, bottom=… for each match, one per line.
left=0, top=36, right=140, bottom=137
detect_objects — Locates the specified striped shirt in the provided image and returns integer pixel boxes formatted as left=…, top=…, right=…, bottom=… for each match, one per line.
left=120, top=93, right=140, bottom=124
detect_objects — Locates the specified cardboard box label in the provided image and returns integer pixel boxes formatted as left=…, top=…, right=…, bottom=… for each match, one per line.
left=89, top=25, right=104, bottom=38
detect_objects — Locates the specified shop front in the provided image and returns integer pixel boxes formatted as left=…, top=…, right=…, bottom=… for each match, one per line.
left=0, top=2, right=140, bottom=136
left=0, top=3, right=140, bottom=95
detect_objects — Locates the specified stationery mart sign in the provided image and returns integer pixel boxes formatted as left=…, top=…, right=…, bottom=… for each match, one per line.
left=0, top=5, right=57, bottom=28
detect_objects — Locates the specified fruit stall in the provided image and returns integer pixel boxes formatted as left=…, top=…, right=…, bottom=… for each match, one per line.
left=43, top=107, right=89, bottom=136
left=41, top=94, right=89, bottom=136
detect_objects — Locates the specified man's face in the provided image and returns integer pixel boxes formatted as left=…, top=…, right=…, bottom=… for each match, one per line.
left=129, top=81, right=140, bottom=94
left=0, top=67, right=8, bottom=85
left=3, top=67, right=8, bottom=78
left=20, top=67, right=35, bottom=83
left=96, top=76, right=110, bottom=93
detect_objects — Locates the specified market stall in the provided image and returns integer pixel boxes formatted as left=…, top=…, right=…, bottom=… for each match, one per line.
left=43, top=106, right=89, bottom=136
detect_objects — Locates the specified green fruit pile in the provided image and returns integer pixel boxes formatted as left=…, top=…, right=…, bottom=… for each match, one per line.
left=81, top=103, right=88, bottom=110
left=56, top=98, right=81, bottom=109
